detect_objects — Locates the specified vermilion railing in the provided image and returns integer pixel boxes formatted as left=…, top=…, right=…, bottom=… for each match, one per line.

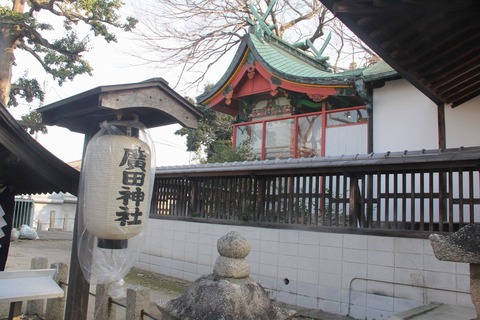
left=151, top=147, right=480, bottom=235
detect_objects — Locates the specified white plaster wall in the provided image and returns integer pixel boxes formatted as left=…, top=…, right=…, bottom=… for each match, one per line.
left=138, top=219, right=473, bottom=320
left=326, top=124, right=368, bottom=156
left=372, top=79, right=438, bottom=153
left=31, top=193, right=77, bottom=231
left=445, top=95, right=480, bottom=148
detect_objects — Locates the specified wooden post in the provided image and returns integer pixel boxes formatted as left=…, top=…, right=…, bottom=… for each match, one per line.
left=257, top=176, right=265, bottom=222
left=95, top=284, right=116, bottom=320
left=26, top=257, right=48, bottom=316
left=49, top=210, right=55, bottom=230
left=437, top=103, right=446, bottom=150
left=63, top=211, right=69, bottom=231
left=64, top=205, right=91, bottom=320
left=8, top=301, right=22, bottom=319
left=46, top=262, right=69, bottom=320
left=126, top=286, right=150, bottom=320
left=437, top=103, right=447, bottom=232
left=64, top=133, right=94, bottom=320
left=190, top=178, right=197, bottom=216
left=366, top=90, right=374, bottom=154
left=349, top=174, right=363, bottom=227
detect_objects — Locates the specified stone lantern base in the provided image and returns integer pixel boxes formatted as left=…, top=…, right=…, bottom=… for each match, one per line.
left=157, top=274, right=296, bottom=320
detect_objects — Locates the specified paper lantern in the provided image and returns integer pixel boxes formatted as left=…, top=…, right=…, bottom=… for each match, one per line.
left=82, top=133, right=152, bottom=249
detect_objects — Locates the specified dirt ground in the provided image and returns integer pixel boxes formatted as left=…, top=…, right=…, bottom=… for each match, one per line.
left=4, top=238, right=72, bottom=271
left=0, top=230, right=189, bottom=320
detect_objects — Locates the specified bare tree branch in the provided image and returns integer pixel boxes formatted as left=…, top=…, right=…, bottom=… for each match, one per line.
left=131, top=0, right=374, bottom=94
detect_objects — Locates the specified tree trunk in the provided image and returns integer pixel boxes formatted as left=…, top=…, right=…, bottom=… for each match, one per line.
left=0, top=41, right=15, bottom=107
left=0, top=0, right=25, bottom=106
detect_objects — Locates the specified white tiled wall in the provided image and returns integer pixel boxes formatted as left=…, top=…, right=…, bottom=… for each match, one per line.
left=137, top=219, right=473, bottom=320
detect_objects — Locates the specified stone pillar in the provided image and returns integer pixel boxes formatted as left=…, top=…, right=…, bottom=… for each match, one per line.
left=46, top=262, right=68, bottom=320
left=26, top=257, right=48, bottom=316
left=126, top=286, right=151, bottom=320
left=95, top=284, right=116, bottom=320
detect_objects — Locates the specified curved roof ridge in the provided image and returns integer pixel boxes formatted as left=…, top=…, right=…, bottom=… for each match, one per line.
left=196, top=37, right=250, bottom=103
left=197, top=31, right=401, bottom=105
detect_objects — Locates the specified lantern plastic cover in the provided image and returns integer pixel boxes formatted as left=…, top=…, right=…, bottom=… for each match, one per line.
left=77, top=119, right=156, bottom=285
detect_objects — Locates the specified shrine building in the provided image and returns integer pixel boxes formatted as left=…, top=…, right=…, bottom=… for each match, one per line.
left=196, top=19, right=399, bottom=160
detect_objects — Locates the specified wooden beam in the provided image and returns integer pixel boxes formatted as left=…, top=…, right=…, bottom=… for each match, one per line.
left=378, top=17, right=435, bottom=52
left=450, top=87, right=480, bottom=108
left=441, top=75, right=480, bottom=101
left=434, top=63, right=480, bottom=91
left=399, top=26, right=480, bottom=70
left=437, top=103, right=446, bottom=150
left=367, top=89, right=373, bottom=154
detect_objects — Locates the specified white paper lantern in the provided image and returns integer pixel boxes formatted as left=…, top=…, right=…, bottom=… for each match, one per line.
left=83, top=133, right=152, bottom=249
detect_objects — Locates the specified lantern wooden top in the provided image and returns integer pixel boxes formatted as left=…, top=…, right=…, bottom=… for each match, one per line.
left=38, top=78, right=203, bottom=134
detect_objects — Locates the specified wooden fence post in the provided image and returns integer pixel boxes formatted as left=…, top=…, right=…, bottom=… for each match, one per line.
left=349, top=174, right=364, bottom=227
left=63, top=211, right=69, bottom=231
left=46, top=262, right=69, bottom=320
left=26, top=257, right=48, bottom=316
left=95, top=284, right=116, bottom=320
left=126, top=286, right=150, bottom=320
left=49, top=210, right=56, bottom=230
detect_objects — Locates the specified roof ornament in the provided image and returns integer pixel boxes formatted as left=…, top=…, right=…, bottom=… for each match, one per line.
left=292, top=32, right=331, bottom=62
left=246, top=0, right=276, bottom=38
left=354, top=77, right=372, bottom=108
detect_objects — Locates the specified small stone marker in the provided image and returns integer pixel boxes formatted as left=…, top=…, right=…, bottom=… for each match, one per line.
left=430, top=224, right=480, bottom=320
left=213, top=231, right=251, bottom=278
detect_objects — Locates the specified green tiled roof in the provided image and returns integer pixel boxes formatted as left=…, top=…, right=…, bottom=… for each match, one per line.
left=197, top=31, right=399, bottom=103
left=361, top=60, right=398, bottom=81
left=248, top=34, right=363, bottom=84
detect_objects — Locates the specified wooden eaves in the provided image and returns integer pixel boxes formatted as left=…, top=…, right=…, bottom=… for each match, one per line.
left=320, top=0, right=480, bottom=107
left=0, top=102, right=79, bottom=196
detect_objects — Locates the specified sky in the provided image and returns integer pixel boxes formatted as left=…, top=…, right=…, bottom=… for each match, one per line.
left=8, top=2, right=220, bottom=167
